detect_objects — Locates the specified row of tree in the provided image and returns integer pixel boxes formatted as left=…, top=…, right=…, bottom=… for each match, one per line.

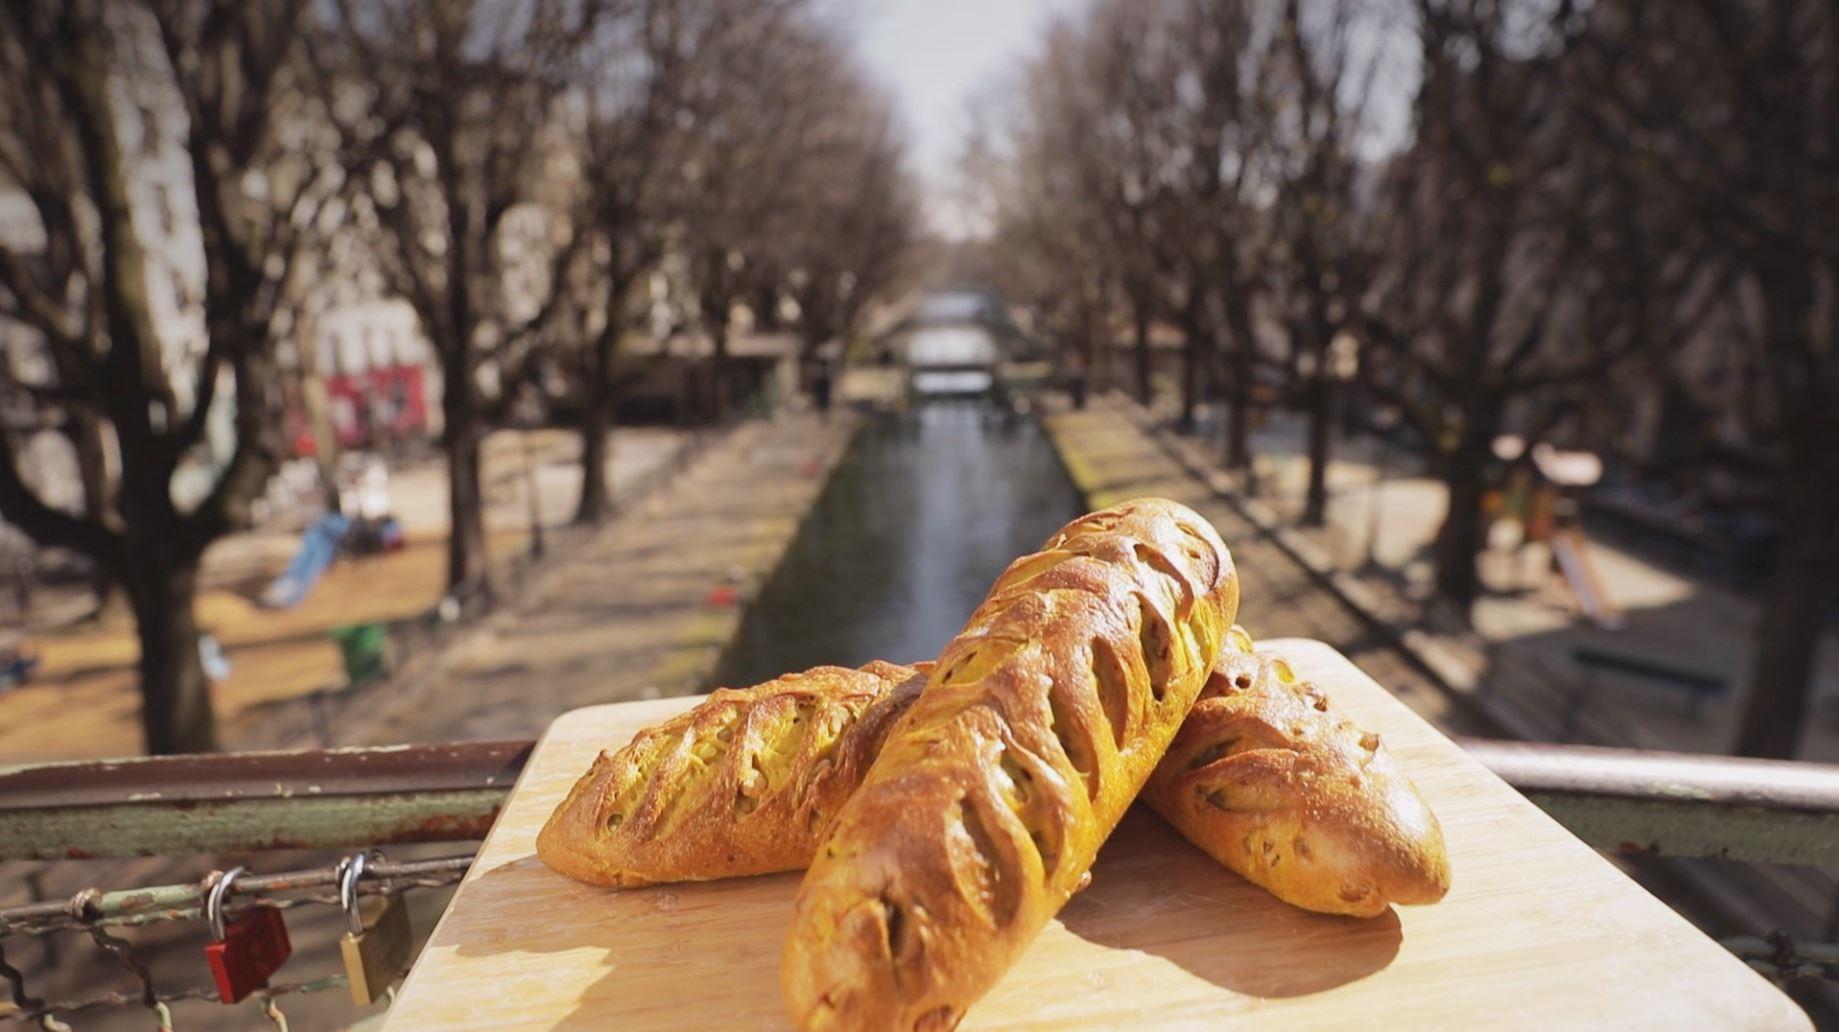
left=0, top=0, right=917, bottom=754
left=975, top=0, right=1836, bottom=759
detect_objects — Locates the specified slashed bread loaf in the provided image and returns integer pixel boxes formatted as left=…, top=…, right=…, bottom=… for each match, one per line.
left=781, top=498, right=1237, bottom=1031
left=1142, top=627, right=1450, bottom=916
left=536, top=660, right=927, bottom=887
left=539, top=635, right=1446, bottom=927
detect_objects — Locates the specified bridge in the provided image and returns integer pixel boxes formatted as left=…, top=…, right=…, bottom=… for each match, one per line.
left=876, top=290, right=1045, bottom=400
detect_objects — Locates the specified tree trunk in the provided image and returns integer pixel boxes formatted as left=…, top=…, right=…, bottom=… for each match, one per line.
left=298, top=360, right=343, bottom=513
left=574, top=330, right=615, bottom=525
left=65, top=410, right=118, bottom=615
left=122, top=555, right=214, bottom=754
left=1302, top=372, right=1334, bottom=527
left=1733, top=244, right=1835, bottom=759
left=445, top=424, right=488, bottom=592
left=709, top=315, right=731, bottom=422
left=1133, top=303, right=1152, bottom=405
left=1733, top=479, right=1838, bottom=759
left=441, top=342, right=488, bottom=593
left=1432, top=407, right=1498, bottom=614
left=1222, top=298, right=1256, bottom=470
left=1225, top=374, right=1250, bottom=469
left=1178, top=316, right=1201, bottom=433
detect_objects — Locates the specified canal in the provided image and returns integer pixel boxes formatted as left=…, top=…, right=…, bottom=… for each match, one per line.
left=715, top=401, right=1086, bottom=683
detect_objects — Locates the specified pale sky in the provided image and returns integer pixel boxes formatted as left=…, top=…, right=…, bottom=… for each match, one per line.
left=843, top=0, right=1412, bottom=237
left=850, top=0, right=1091, bottom=234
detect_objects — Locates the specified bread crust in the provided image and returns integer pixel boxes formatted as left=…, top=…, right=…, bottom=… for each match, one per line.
left=781, top=498, right=1237, bottom=1031
left=535, top=660, right=928, bottom=887
left=538, top=630, right=1449, bottom=920
left=1141, top=631, right=1451, bottom=916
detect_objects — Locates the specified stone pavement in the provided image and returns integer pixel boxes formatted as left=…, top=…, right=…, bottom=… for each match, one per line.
left=1044, top=402, right=1498, bottom=739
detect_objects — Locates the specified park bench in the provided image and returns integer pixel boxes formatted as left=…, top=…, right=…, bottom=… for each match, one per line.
left=1570, top=646, right=1728, bottom=724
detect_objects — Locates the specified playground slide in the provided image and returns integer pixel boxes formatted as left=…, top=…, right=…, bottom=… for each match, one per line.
left=1552, top=528, right=1625, bottom=630
left=261, top=514, right=350, bottom=609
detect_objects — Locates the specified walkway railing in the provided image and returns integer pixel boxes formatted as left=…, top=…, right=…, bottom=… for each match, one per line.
left=6, top=738, right=1834, bottom=867
left=1, top=738, right=1836, bottom=1026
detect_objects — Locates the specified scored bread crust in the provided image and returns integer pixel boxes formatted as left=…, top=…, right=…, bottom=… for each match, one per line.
left=536, top=660, right=928, bottom=887
left=537, top=628, right=1450, bottom=920
left=781, top=498, right=1238, bottom=1032
left=1141, top=628, right=1451, bottom=916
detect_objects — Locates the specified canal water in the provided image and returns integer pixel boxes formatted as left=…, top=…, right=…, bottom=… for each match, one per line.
left=714, top=402, right=1086, bottom=684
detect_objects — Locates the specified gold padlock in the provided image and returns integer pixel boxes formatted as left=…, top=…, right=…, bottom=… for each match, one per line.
left=337, top=852, right=412, bottom=1005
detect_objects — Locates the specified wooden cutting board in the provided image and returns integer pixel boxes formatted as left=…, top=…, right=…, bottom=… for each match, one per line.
left=384, top=638, right=1808, bottom=1030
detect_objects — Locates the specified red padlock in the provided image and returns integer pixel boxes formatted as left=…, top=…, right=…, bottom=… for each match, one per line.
left=203, top=866, right=292, bottom=1003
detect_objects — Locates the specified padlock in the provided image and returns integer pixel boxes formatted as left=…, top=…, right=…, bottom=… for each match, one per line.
left=203, top=866, right=292, bottom=1004
left=337, top=852, right=412, bottom=1006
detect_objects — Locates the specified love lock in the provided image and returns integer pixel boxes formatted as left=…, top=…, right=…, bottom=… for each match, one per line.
left=337, top=851, right=412, bottom=1006
left=203, top=866, right=292, bottom=1004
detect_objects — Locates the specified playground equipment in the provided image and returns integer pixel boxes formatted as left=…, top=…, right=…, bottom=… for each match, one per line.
left=261, top=513, right=350, bottom=609
left=1552, top=527, right=1625, bottom=630
left=0, top=648, right=38, bottom=692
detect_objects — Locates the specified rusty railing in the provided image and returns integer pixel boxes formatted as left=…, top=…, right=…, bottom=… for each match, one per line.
left=5, top=737, right=1837, bottom=866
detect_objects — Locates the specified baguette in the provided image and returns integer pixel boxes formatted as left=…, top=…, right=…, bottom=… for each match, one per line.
left=536, top=660, right=927, bottom=887
left=782, top=498, right=1237, bottom=1031
left=1141, top=627, right=1450, bottom=916
left=540, top=630, right=1449, bottom=919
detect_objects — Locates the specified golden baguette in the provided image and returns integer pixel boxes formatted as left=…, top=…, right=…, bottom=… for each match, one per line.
left=1141, top=627, right=1450, bottom=916
left=538, top=629, right=1449, bottom=917
left=536, top=660, right=927, bottom=887
left=782, top=498, right=1237, bottom=1031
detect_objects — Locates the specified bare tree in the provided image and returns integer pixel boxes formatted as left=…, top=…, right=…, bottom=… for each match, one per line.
left=965, top=23, right=1121, bottom=391
left=1058, top=0, right=1272, bottom=451
left=1574, top=0, right=1838, bottom=757
left=562, top=0, right=707, bottom=524
left=1156, top=0, right=1271, bottom=459
left=667, top=3, right=857, bottom=422
left=781, top=96, right=918, bottom=397
left=1360, top=0, right=1703, bottom=613
left=980, top=4, right=1266, bottom=423
left=559, top=0, right=916, bottom=518
left=312, top=0, right=598, bottom=594
left=1265, top=0, right=1383, bottom=527
left=1065, top=11, right=1168, bottom=408
left=0, top=0, right=335, bottom=753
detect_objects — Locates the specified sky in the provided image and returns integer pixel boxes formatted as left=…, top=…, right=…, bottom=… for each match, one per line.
left=850, top=0, right=1091, bottom=235
left=846, top=0, right=1415, bottom=238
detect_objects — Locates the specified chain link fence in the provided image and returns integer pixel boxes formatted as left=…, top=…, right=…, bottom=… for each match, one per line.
left=1, top=855, right=471, bottom=1028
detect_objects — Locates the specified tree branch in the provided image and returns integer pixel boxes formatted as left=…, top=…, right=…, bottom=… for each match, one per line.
left=0, top=245, right=79, bottom=346
left=0, top=429, right=116, bottom=560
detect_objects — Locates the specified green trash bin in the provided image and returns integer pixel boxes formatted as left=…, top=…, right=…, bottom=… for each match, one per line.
left=331, top=622, right=390, bottom=684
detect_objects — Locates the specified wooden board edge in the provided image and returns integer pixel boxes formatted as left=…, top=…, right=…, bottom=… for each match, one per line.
left=385, top=701, right=633, bottom=1021
left=1261, top=638, right=1809, bottom=1030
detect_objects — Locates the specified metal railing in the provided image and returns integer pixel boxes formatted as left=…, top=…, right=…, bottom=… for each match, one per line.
left=2, top=736, right=1837, bottom=1026
left=7, top=737, right=1836, bottom=867
left=0, top=742, right=530, bottom=862
left=1456, top=738, right=1839, bottom=868
left=2, top=856, right=471, bottom=1027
